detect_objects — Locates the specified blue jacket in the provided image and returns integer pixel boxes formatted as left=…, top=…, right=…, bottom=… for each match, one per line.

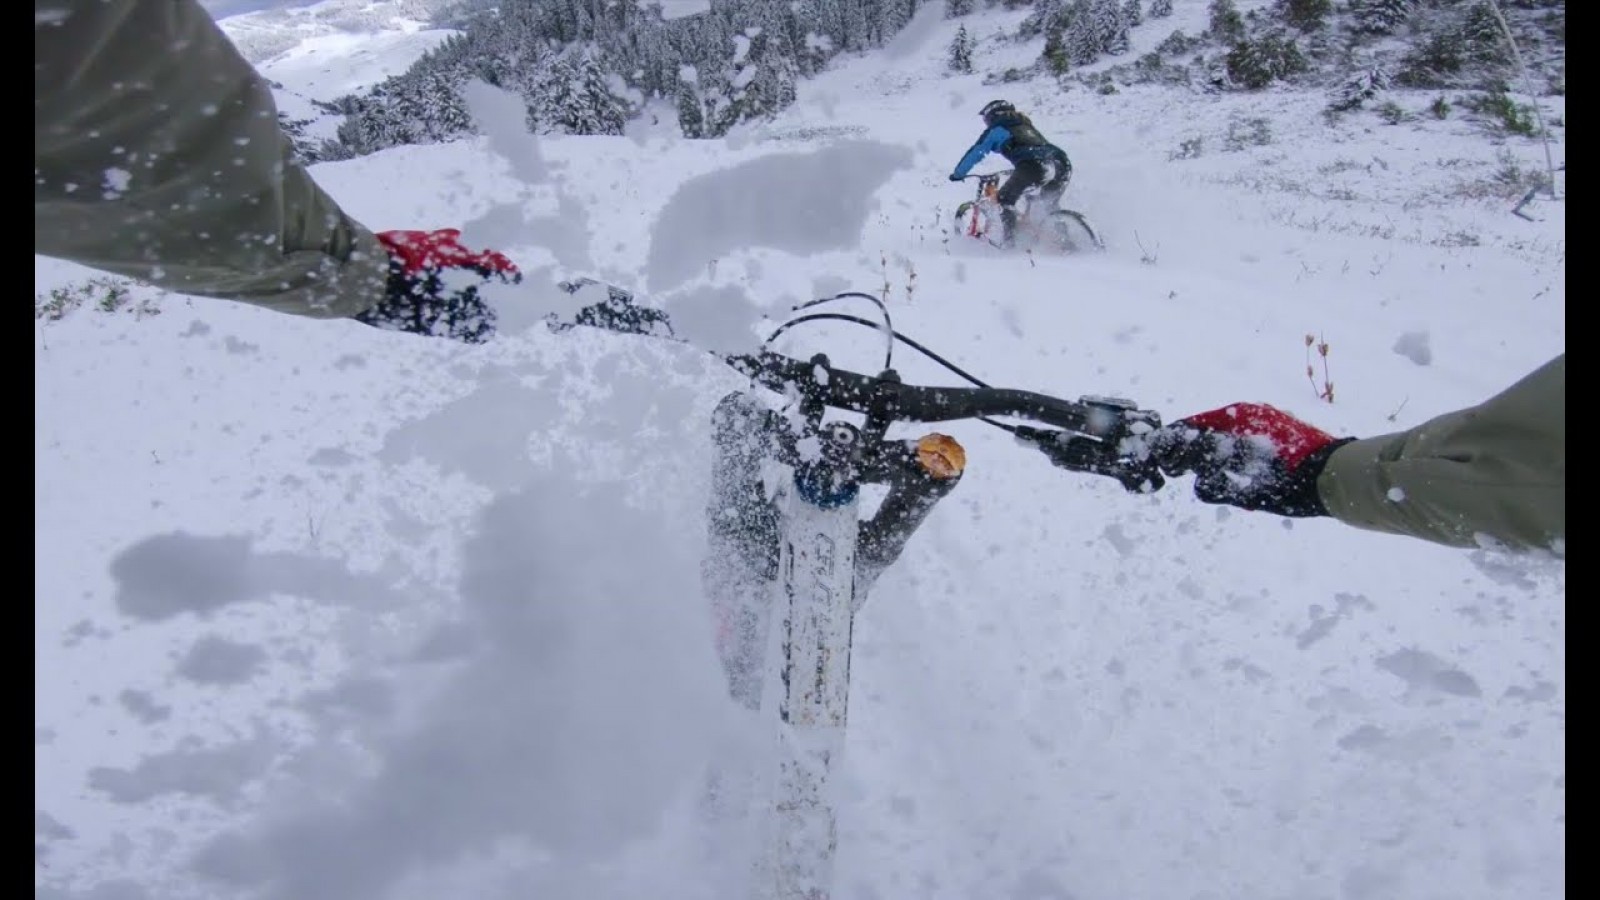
left=951, top=116, right=1067, bottom=178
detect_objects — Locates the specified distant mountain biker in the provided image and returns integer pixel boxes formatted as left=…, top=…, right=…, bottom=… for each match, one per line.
left=948, top=100, right=1073, bottom=247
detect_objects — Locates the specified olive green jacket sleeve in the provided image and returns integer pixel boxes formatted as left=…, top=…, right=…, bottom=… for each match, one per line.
left=35, top=0, right=388, bottom=318
left=1317, top=354, right=1565, bottom=553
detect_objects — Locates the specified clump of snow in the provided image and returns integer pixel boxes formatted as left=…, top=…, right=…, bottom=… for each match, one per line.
left=625, top=98, right=689, bottom=146
left=645, top=140, right=914, bottom=291
left=732, top=32, right=755, bottom=66
left=177, top=475, right=732, bottom=897
left=463, top=80, right=548, bottom=186
left=1393, top=330, right=1433, bottom=366
left=659, top=283, right=770, bottom=354
left=883, top=0, right=945, bottom=59
left=655, top=0, right=711, bottom=21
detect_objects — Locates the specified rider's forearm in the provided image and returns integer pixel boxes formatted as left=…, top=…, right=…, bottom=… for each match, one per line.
left=1317, top=354, right=1565, bottom=551
left=952, top=145, right=985, bottom=177
left=34, top=0, right=389, bottom=318
left=952, top=127, right=1009, bottom=177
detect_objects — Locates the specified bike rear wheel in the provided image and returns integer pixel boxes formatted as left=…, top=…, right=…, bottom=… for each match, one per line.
left=1044, top=209, right=1103, bottom=253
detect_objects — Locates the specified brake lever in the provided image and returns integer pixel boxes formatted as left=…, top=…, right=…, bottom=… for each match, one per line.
left=1013, top=395, right=1168, bottom=494
left=1016, top=425, right=1166, bottom=494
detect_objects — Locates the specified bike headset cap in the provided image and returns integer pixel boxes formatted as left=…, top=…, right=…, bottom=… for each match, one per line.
left=980, top=99, right=1015, bottom=125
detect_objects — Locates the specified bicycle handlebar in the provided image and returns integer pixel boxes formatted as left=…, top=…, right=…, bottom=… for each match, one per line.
left=727, top=351, right=1104, bottom=431
left=551, top=280, right=1173, bottom=494
left=722, top=350, right=1169, bottom=493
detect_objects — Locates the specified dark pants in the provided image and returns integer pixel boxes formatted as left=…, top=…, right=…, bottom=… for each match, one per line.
left=997, top=152, right=1073, bottom=213
left=995, top=152, right=1072, bottom=245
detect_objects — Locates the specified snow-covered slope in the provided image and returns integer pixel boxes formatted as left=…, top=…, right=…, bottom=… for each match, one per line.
left=217, top=0, right=458, bottom=67
left=216, top=0, right=457, bottom=143
left=37, top=4, right=1564, bottom=900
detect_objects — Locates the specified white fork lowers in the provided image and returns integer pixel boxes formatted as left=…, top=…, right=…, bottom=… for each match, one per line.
left=759, top=483, right=861, bottom=900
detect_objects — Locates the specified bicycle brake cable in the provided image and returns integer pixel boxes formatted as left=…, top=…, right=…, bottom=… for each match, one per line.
left=759, top=307, right=1059, bottom=437
left=769, top=292, right=894, bottom=370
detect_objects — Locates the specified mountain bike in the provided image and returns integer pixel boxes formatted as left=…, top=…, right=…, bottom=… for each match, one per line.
left=554, top=282, right=1167, bottom=899
left=953, top=170, right=1103, bottom=253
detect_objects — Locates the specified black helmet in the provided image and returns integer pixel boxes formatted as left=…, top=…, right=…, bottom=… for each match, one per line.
left=980, top=99, right=1015, bottom=124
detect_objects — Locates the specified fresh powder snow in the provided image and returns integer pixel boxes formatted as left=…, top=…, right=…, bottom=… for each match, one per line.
left=36, top=2, right=1564, bottom=899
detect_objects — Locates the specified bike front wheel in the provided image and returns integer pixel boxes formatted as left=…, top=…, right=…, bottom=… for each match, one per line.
left=953, top=201, right=992, bottom=240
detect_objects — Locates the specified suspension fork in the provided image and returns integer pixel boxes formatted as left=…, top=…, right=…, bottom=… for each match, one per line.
left=706, top=389, right=965, bottom=621
left=765, top=425, right=859, bottom=900
left=703, top=384, right=965, bottom=899
left=968, top=179, right=993, bottom=237
left=772, top=406, right=963, bottom=900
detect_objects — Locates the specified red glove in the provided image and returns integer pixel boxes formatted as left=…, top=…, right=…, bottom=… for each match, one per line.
left=375, top=229, right=520, bottom=279
left=357, top=229, right=521, bottom=343
left=1155, top=403, right=1354, bottom=518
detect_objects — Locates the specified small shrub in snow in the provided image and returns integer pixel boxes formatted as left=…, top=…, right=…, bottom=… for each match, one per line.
left=1087, top=0, right=1133, bottom=55
left=1459, top=1, right=1511, bottom=67
left=1350, top=0, right=1414, bottom=35
left=1491, top=148, right=1547, bottom=193
left=1223, top=116, right=1273, bottom=150
left=1437, top=229, right=1481, bottom=247
left=1466, top=91, right=1540, bottom=136
left=36, top=278, right=160, bottom=321
left=949, top=25, right=975, bottom=73
left=1305, top=334, right=1334, bottom=404
left=1396, top=30, right=1466, bottom=87
left=1168, top=135, right=1204, bottom=160
left=676, top=81, right=706, bottom=138
left=1120, top=48, right=1190, bottom=86
left=1207, top=0, right=1245, bottom=43
left=1225, top=33, right=1308, bottom=89
left=1155, top=30, right=1198, bottom=56
left=1043, top=29, right=1072, bottom=75
left=1276, top=0, right=1332, bottom=32
left=1327, top=66, right=1389, bottom=112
